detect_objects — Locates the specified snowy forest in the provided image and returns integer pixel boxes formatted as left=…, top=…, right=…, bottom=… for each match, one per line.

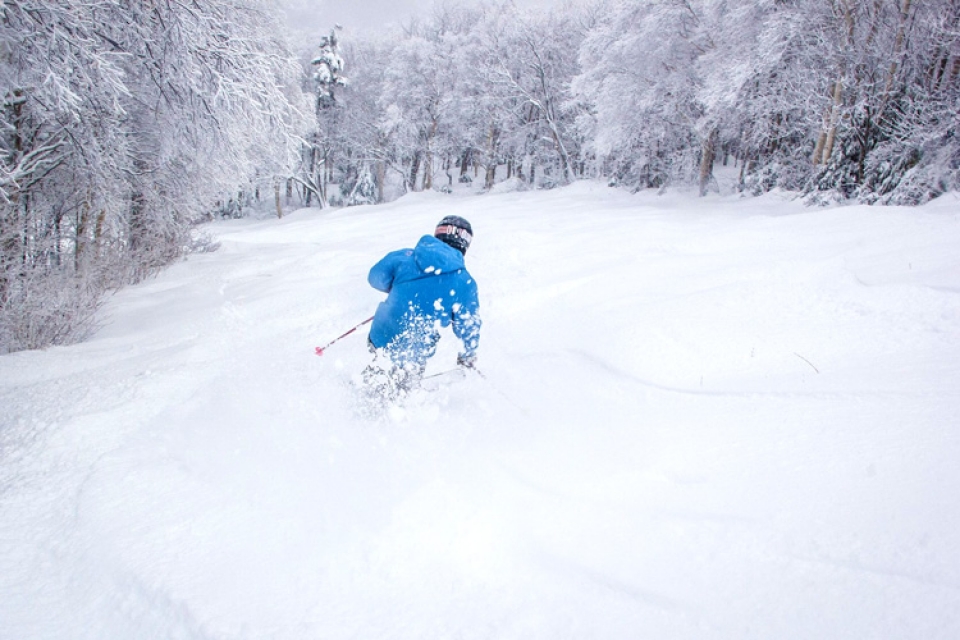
left=2, top=0, right=959, bottom=354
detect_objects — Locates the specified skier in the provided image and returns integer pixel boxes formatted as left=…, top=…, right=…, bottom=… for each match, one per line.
left=364, top=215, right=481, bottom=395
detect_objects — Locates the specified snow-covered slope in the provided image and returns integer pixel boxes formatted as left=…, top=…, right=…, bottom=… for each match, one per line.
left=2, top=183, right=959, bottom=639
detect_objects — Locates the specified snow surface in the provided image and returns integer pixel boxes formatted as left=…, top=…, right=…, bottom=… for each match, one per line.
left=2, top=183, right=960, bottom=639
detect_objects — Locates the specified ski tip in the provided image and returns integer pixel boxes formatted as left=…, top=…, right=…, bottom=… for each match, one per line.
left=315, top=347, right=324, bottom=356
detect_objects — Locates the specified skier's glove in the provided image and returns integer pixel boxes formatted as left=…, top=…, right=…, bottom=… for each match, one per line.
left=457, top=353, right=477, bottom=369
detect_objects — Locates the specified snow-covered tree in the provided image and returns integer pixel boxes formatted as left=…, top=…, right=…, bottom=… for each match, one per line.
left=313, top=27, right=347, bottom=110
left=574, top=0, right=713, bottom=190
left=0, top=0, right=306, bottom=353
left=480, top=5, right=585, bottom=188
left=573, top=0, right=958, bottom=202
left=844, top=0, right=960, bottom=203
left=302, top=26, right=349, bottom=207
left=380, top=27, right=459, bottom=192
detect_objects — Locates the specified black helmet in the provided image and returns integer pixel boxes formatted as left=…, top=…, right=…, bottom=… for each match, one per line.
left=434, top=215, right=473, bottom=254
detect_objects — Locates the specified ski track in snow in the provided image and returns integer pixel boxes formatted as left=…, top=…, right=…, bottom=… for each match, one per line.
left=2, top=183, right=960, bottom=639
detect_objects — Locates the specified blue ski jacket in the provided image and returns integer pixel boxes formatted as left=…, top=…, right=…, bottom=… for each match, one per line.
left=368, top=235, right=481, bottom=367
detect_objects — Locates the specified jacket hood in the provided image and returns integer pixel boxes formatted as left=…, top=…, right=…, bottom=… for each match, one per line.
left=413, top=235, right=465, bottom=274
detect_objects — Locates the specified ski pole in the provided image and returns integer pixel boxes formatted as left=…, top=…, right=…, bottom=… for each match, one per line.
left=470, top=367, right=530, bottom=415
left=423, top=368, right=462, bottom=380
left=315, top=316, right=374, bottom=356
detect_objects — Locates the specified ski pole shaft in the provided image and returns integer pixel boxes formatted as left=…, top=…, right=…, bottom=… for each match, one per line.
left=423, top=368, right=461, bottom=380
left=315, top=316, right=374, bottom=356
left=475, top=368, right=530, bottom=415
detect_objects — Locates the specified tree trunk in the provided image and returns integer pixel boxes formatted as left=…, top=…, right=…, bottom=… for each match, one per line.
left=94, top=208, right=106, bottom=262
left=274, top=181, right=283, bottom=219
left=305, top=146, right=316, bottom=206
left=812, top=130, right=828, bottom=166
left=879, top=0, right=913, bottom=114
left=485, top=164, right=497, bottom=190
left=821, top=78, right=843, bottom=165
left=75, top=197, right=90, bottom=273
left=422, top=158, right=433, bottom=191
left=376, top=161, right=386, bottom=203
left=945, top=56, right=960, bottom=91
left=422, top=119, right=439, bottom=191
left=698, top=128, right=718, bottom=197
left=485, top=124, right=501, bottom=190
left=317, top=151, right=329, bottom=207
left=549, top=125, right=573, bottom=184
left=409, top=152, right=422, bottom=192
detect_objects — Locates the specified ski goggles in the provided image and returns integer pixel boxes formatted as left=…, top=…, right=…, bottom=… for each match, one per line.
left=434, top=224, right=473, bottom=244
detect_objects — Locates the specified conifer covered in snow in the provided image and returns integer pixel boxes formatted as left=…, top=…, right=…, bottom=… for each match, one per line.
left=312, top=27, right=347, bottom=111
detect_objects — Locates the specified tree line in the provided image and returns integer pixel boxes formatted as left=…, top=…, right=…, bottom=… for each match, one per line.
left=2, top=0, right=958, bottom=353
left=306, top=0, right=958, bottom=206
left=1, top=1, right=306, bottom=353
